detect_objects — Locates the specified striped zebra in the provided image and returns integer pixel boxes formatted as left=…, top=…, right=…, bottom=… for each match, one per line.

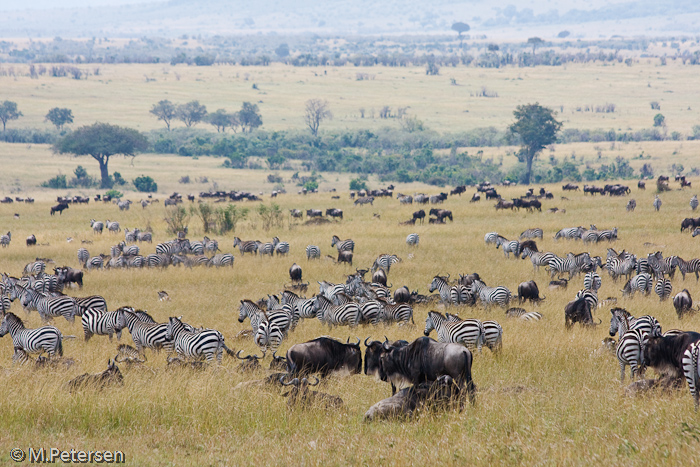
left=145, top=254, right=171, bottom=268
left=616, top=329, right=648, bottom=382
left=406, top=233, right=420, bottom=247
left=646, top=252, right=667, bottom=278
left=501, top=240, right=521, bottom=259
left=0, top=231, right=11, bottom=247
left=20, top=289, right=78, bottom=323
left=312, top=295, right=360, bottom=328
left=318, top=281, right=347, bottom=303
left=554, top=227, right=584, bottom=241
left=331, top=235, right=355, bottom=252
left=519, top=228, right=543, bottom=240
left=208, top=254, right=234, bottom=267
left=254, top=314, right=284, bottom=355
left=156, top=239, right=190, bottom=255
left=137, top=231, right=152, bottom=243
left=166, top=316, right=234, bottom=364
left=609, top=308, right=662, bottom=339
left=75, top=295, right=107, bottom=316
left=233, top=237, right=258, bottom=255
left=471, top=280, right=511, bottom=308
left=77, top=248, right=90, bottom=266
left=606, top=249, right=636, bottom=281
left=691, top=195, right=699, bottom=211
left=484, top=232, right=501, bottom=245
left=119, top=309, right=171, bottom=356
left=398, top=195, right=413, bottom=204
left=676, top=257, right=700, bottom=281
left=238, top=300, right=265, bottom=332
left=519, top=312, right=543, bottom=321
left=306, top=245, right=321, bottom=260
left=429, top=275, right=471, bottom=306
left=82, top=308, right=125, bottom=342
left=110, top=244, right=122, bottom=258
left=622, top=273, right=653, bottom=297
left=354, top=196, right=374, bottom=206
left=264, top=306, right=294, bottom=335
left=521, top=247, right=556, bottom=272
left=655, top=278, right=673, bottom=301
left=23, top=260, right=46, bottom=275
left=107, top=256, right=125, bottom=269
left=583, top=272, right=602, bottom=291
left=189, top=241, right=205, bottom=255
left=424, top=311, right=484, bottom=352
left=449, top=313, right=503, bottom=352
left=359, top=300, right=383, bottom=326
left=120, top=243, right=140, bottom=256
left=575, top=289, right=598, bottom=312
left=125, top=255, right=145, bottom=268
left=203, top=236, right=219, bottom=252
left=274, top=241, right=290, bottom=256
left=377, top=298, right=414, bottom=325
left=257, top=241, right=275, bottom=256
left=85, top=256, right=104, bottom=270
left=547, top=252, right=591, bottom=279
left=626, top=199, right=636, bottom=212
left=653, top=195, right=662, bottom=211
left=372, top=254, right=401, bottom=272
left=106, top=220, right=120, bottom=233
left=91, top=219, right=104, bottom=234
left=0, top=312, right=63, bottom=357
left=124, top=228, right=137, bottom=243
left=682, top=342, right=700, bottom=409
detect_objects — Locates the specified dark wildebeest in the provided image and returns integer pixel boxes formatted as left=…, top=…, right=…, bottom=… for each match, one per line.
left=364, top=375, right=460, bottom=421
left=50, top=203, right=69, bottom=215
left=412, top=210, right=426, bottom=224
left=470, top=193, right=481, bottom=203
left=270, top=351, right=288, bottom=371
left=235, top=350, right=263, bottom=373
left=326, top=208, right=343, bottom=220
left=55, top=266, right=83, bottom=288
left=280, top=376, right=344, bottom=409
left=680, top=218, right=700, bottom=232
left=644, top=332, right=700, bottom=380
left=375, top=337, right=475, bottom=404
left=26, top=234, right=36, bottom=247
left=289, top=263, right=302, bottom=283
left=394, top=286, right=410, bottom=304
left=458, top=273, right=481, bottom=289
left=306, top=209, right=323, bottom=218
left=564, top=297, right=599, bottom=329
left=638, top=180, right=646, bottom=190
left=673, top=289, right=694, bottom=319
left=429, top=208, right=453, bottom=222
left=517, top=280, right=545, bottom=304
left=372, top=268, right=387, bottom=286
left=549, top=277, right=569, bottom=290
left=285, top=337, right=362, bottom=377
left=337, top=250, right=353, bottom=266
left=67, top=360, right=123, bottom=392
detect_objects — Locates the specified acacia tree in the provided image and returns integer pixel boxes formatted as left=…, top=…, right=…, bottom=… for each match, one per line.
left=207, top=109, right=238, bottom=133
left=150, top=100, right=176, bottom=130
left=176, top=101, right=208, bottom=127
left=527, top=37, right=544, bottom=55
left=54, top=123, right=148, bottom=188
left=509, top=103, right=562, bottom=184
left=304, top=99, right=332, bottom=136
left=45, top=107, right=73, bottom=130
left=238, top=102, right=262, bottom=133
left=0, top=100, right=22, bottom=131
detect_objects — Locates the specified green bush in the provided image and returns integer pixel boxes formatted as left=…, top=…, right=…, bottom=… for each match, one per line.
left=41, top=174, right=67, bottom=189
left=133, top=175, right=158, bottom=193
left=349, top=177, right=368, bottom=191
left=104, top=189, right=123, bottom=199
left=112, top=172, right=127, bottom=186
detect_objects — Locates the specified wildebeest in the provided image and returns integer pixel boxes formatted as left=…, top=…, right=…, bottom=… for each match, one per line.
left=517, top=280, right=545, bottom=304
left=638, top=180, right=646, bottom=190
left=372, top=268, right=387, bottom=286
left=55, top=266, right=84, bottom=288
left=270, top=351, right=288, bottom=371
left=67, top=360, right=124, bottom=392
left=368, top=336, right=475, bottom=404
left=306, top=209, right=323, bottom=218
left=289, top=263, right=302, bottom=283
left=326, top=208, right=343, bottom=220
left=549, top=277, right=569, bottom=290
left=564, top=297, right=600, bottom=329
left=279, top=376, right=344, bottom=409
left=50, top=203, right=69, bottom=215
left=337, top=250, right=353, bottom=266
left=394, top=286, right=410, bottom=303
left=429, top=208, right=453, bottom=222
left=644, top=332, right=700, bottom=380
left=26, top=234, right=36, bottom=247
left=673, top=289, right=694, bottom=319
left=364, top=375, right=460, bottom=421
left=470, top=193, right=481, bottom=203
left=285, top=337, right=362, bottom=377
left=412, top=210, right=426, bottom=224
left=235, top=350, right=263, bottom=373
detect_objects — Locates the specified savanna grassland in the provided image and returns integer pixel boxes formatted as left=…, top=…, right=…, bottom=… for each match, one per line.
left=0, top=178, right=700, bottom=466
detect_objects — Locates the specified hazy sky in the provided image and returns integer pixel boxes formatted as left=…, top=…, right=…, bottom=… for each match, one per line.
left=0, top=0, right=160, bottom=10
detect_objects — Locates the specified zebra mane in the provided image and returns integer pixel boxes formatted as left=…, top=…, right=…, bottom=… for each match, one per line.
left=2, top=312, right=23, bottom=327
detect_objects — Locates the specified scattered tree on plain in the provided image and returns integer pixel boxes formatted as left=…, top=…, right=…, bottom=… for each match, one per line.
left=208, top=109, right=238, bottom=133
left=238, top=102, right=262, bottom=133
left=150, top=100, right=177, bottom=131
left=653, top=113, right=666, bottom=127
left=527, top=37, right=544, bottom=54
left=509, top=103, right=562, bottom=184
left=53, top=123, right=148, bottom=188
left=176, top=101, right=208, bottom=127
left=0, top=100, right=22, bottom=131
left=304, top=99, right=333, bottom=136
left=45, top=107, right=73, bottom=130
left=451, top=22, right=470, bottom=37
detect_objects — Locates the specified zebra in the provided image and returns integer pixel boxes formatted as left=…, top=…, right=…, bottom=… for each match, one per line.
left=377, top=298, right=414, bottom=325
left=274, top=241, right=290, bottom=256
left=471, top=280, right=511, bottom=308
left=106, top=220, right=121, bottom=233
left=482, top=320, right=503, bottom=352
left=156, top=239, right=190, bottom=255
left=208, top=254, right=234, bottom=267
left=20, top=288, right=78, bottom=324
left=606, top=250, right=637, bottom=281
left=616, top=329, right=648, bottom=382
left=0, top=231, right=11, bottom=247
left=646, top=252, right=667, bottom=278
left=583, top=272, right=602, bottom=291
left=626, top=199, right=636, bottom=212
left=547, top=253, right=591, bottom=279
left=519, top=228, right=543, bottom=240
left=406, top=233, right=420, bottom=247
left=554, top=227, right=584, bottom=241
left=124, top=228, right=137, bottom=243
left=120, top=243, right=140, bottom=256
left=74, top=295, right=108, bottom=316
left=203, top=236, right=219, bottom=252
left=372, top=254, right=401, bottom=273
left=318, top=281, right=347, bottom=303
left=692, top=195, right=699, bottom=211
left=575, top=289, right=599, bottom=311
left=655, top=278, right=673, bottom=301
left=682, top=342, right=700, bottom=409
left=609, top=307, right=662, bottom=339
left=238, top=300, right=266, bottom=332
left=82, top=308, right=125, bottom=342
left=676, top=257, right=700, bottom=281
left=145, top=254, right=171, bottom=268
left=359, top=300, right=383, bottom=326
left=521, top=247, right=556, bottom=272
left=424, top=311, right=484, bottom=352
left=165, top=316, right=234, bottom=364
left=110, top=244, right=122, bottom=258
left=125, top=255, right=145, bottom=268
left=312, top=295, right=360, bottom=328
left=257, top=241, right=275, bottom=256
left=354, top=196, right=374, bottom=206
left=137, top=231, right=152, bottom=243
left=23, top=260, right=46, bottom=276
left=91, top=219, right=104, bottom=234
left=653, top=195, right=662, bottom=211
left=0, top=312, right=63, bottom=357
left=86, top=256, right=104, bottom=270
left=118, top=309, right=172, bottom=357
left=331, top=235, right=355, bottom=252
left=502, top=240, right=521, bottom=259
left=429, top=275, right=471, bottom=306
left=255, top=314, right=284, bottom=355
left=77, top=248, right=89, bottom=266
left=306, top=245, right=321, bottom=260
left=622, top=273, right=653, bottom=297
left=188, top=241, right=205, bottom=255
left=519, top=312, right=543, bottom=321
left=233, top=237, right=258, bottom=255
left=484, top=232, right=501, bottom=245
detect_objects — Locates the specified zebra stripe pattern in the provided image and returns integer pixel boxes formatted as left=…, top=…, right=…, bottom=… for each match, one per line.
left=501, top=240, right=520, bottom=259
left=616, top=329, right=647, bottom=382
left=119, top=309, right=172, bottom=356
left=429, top=275, right=471, bottom=306
left=575, top=289, right=598, bottom=311
left=691, top=195, right=699, bottom=211
left=622, top=273, right=653, bottom=296
left=377, top=298, right=414, bottom=325
left=82, top=308, right=125, bottom=342
left=166, top=316, right=230, bottom=364
left=74, top=295, right=108, bottom=316
left=312, top=295, right=360, bottom=328
left=372, top=254, right=401, bottom=272
left=254, top=314, right=284, bottom=355
left=106, top=220, right=120, bottom=233
left=406, top=233, right=420, bottom=247
left=78, top=248, right=89, bottom=266
left=208, top=254, right=234, bottom=267
left=233, top=237, right=258, bottom=255
left=653, top=195, right=662, bottom=211
left=554, top=227, right=584, bottom=240
left=682, top=342, right=700, bottom=409
left=91, top=219, right=104, bottom=234
left=0, top=231, right=11, bottom=247
left=583, top=272, right=602, bottom=291
left=654, top=278, right=673, bottom=301
left=331, top=235, right=355, bottom=252
left=145, top=254, right=171, bottom=268
left=306, top=245, right=321, bottom=260
left=257, top=241, right=275, bottom=256
left=471, top=280, right=512, bottom=308
left=274, top=241, right=290, bottom=256
left=547, top=252, right=591, bottom=279
left=519, top=228, right=543, bottom=240
left=20, top=289, right=78, bottom=323
left=86, top=256, right=104, bottom=270
left=521, top=248, right=556, bottom=272
left=425, top=311, right=484, bottom=352
left=0, top=312, right=63, bottom=357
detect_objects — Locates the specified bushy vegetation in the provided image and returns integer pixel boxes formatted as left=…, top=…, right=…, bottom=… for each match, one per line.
left=133, top=175, right=158, bottom=192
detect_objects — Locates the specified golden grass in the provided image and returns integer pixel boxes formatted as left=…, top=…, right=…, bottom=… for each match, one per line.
left=0, top=178, right=700, bottom=465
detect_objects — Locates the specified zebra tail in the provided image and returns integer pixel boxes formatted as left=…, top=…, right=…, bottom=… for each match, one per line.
left=222, top=342, right=237, bottom=358
left=57, top=337, right=63, bottom=357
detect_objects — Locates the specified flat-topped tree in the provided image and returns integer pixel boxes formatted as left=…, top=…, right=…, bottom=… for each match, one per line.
left=54, top=123, right=148, bottom=188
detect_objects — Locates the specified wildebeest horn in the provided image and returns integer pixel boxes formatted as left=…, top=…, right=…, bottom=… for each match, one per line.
left=382, top=340, right=391, bottom=351
left=308, top=376, right=320, bottom=386
left=236, top=350, right=252, bottom=360
left=384, top=336, right=389, bottom=343
left=280, top=375, right=299, bottom=386
left=387, top=283, right=393, bottom=288
left=364, top=336, right=372, bottom=347
left=353, top=337, right=361, bottom=347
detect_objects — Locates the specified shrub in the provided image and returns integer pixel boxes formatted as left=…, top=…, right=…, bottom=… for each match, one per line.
left=256, top=203, right=283, bottom=231
left=303, top=180, right=319, bottom=191
left=104, top=189, right=123, bottom=199
left=112, top=171, right=127, bottom=186
left=653, top=113, right=665, bottom=127
left=164, top=206, right=189, bottom=235
left=41, top=174, right=67, bottom=189
left=179, top=175, right=191, bottom=184
left=133, top=175, right=158, bottom=192
left=349, top=177, right=368, bottom=191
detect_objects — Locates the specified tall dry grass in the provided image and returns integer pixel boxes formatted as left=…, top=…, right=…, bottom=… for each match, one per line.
left=0, top=181, right=699, bottom=466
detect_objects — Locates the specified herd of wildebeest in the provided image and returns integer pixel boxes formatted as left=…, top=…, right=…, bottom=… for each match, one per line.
left=1, top=175, right=699, bottom=419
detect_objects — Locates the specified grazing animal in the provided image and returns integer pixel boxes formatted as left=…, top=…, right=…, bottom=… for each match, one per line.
left=82, top=308, right=125, bottom=342
left=235, top=351, right=263, bottom=373
left=364, top=375, right=459, bottom=421
left=644, top=332, right=700, bottom=380
left=0, top=312, right=63, bottom=358
left=470, top=280, right=511, bottom=308
left=165, top=316, right=235, bottom=364
left=233, top=237, right=258, bottom=255
left=20, top=288, right=78, bottom=324
left=519, top=228, right=543, bottom=240
left=0, top=231, right=11, bottom=247
left=583, top=272, right=602, bottom=292
left=158, top=291, right=170, bottom=301
left=622, top=273, right=653, bottom=297
left=653, top=195, right=662, bottom=211
left=616, top=329, right=648, bottom=383
left=280, top=376, right=344, bottom=409
left=286, top=336, right=362, bottom=377
left=655, top=278, right=673, bottom=301
left=673, top=289, right=694, bottom=318
left=67, top=360, right=123, bottom=391
left=517, top=280, right=545, bottom=303
left=564, top=296, right=599, bottom=329
left=305, top=245, right=321, bottom=260
left=406, top=233, right=419, bottom=247
left=331, top=235, right=355, bottom=252
left=691, top=195, right=699, bottom=211
left=424, top=311, right=484, bottom=352
left=626, top=199, right=636, bottom=212
left=50, top=203, right=69, bottom=215
left=337, top=250, right=354, bottom=266
left=26, top=234, right=36, bottom=246
left=682, top=342, right=700, bottom=409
